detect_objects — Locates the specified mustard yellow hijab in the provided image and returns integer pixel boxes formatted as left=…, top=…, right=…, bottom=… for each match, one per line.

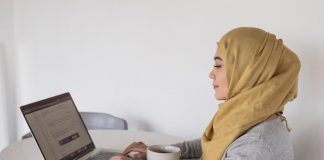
left=201, top=27, right=301, bottom=160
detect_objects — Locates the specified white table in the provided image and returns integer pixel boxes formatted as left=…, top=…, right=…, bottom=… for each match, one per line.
left=0, top=130, right=189, bottom=160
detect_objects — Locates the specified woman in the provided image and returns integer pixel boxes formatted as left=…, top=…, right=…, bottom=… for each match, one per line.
left=110, top=27, right=301, bottom=160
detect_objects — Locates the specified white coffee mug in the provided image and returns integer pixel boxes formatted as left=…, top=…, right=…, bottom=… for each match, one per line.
left=147, top=145, right=181, bottom=160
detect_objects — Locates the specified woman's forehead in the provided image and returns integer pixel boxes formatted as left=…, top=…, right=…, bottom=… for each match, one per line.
left=214, top=48, right=224, bottom=61
left=215, top=45, right=225, bottom=58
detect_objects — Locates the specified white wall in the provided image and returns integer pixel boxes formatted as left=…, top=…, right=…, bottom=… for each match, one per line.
left=3, top=0, right=324, bottom=159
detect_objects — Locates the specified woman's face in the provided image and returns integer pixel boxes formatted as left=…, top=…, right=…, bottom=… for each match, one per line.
left=209, top=54, right=228, bottom=100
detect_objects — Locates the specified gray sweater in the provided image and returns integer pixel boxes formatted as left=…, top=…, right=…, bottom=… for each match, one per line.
left=173, top=116, right=294, bottom=160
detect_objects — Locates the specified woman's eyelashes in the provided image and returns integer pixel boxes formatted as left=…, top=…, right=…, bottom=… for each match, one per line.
left=213, top=64, right=221, bottom=68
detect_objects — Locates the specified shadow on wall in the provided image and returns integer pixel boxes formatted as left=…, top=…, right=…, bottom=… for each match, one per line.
left=299, top=51, right=324, bottom=107
left=0, top=43, right=9, bottom=149
left=293, top=47, right=324, bottom=160
left=0, top=43, right=18, bottom=146
left=293, top=122, right=323, bottom=160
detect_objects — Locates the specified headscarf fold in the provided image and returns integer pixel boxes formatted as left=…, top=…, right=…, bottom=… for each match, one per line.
left=201, top=27, right=301, bottom=160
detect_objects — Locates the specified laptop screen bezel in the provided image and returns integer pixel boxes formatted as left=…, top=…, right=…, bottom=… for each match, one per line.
left=20, top=92, right=96, bottom=160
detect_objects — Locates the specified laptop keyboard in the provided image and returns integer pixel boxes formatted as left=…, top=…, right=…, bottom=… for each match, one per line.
left=85, top=151, right=121, bottom=160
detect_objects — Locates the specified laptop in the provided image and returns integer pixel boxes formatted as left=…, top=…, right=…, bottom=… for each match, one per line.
left=20, top=92, right=121, bottom=160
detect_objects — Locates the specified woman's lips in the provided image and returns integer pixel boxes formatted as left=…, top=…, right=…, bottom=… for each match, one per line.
left=213, top=85, right=219, bottom=89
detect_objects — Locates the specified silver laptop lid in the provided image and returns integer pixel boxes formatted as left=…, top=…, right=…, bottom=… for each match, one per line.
left=21, top=92, right=95, bottom=160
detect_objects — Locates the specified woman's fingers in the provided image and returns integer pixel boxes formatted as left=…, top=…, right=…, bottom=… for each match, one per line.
left=109, top=155, right=131, bottom=160
left=122, top=142, right=148, bottom=155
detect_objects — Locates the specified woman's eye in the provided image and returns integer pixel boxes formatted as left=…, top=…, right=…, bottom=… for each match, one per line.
left=213, top=65, right=221, bottom=68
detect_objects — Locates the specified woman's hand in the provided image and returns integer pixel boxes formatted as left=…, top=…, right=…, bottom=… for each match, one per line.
left=109, top=155, right=132, bottom=160
left=122, top=141, right=147, bottom=158
left=109, top=141, right=148, bottom=160
left=109, top=142, right=147, bottom=160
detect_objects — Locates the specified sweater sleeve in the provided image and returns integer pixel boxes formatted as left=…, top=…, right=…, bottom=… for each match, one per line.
left=172, top=139, right=202, bottom=159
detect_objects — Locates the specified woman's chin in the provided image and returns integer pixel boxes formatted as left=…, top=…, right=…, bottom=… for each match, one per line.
left=215, top=94, right=226, bottom=100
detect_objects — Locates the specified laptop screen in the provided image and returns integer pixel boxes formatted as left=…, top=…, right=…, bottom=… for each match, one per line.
left=21, top=93, right=95, bottom=160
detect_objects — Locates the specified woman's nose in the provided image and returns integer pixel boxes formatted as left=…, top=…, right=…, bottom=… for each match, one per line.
left=209, top=70, right=215, bottom=79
